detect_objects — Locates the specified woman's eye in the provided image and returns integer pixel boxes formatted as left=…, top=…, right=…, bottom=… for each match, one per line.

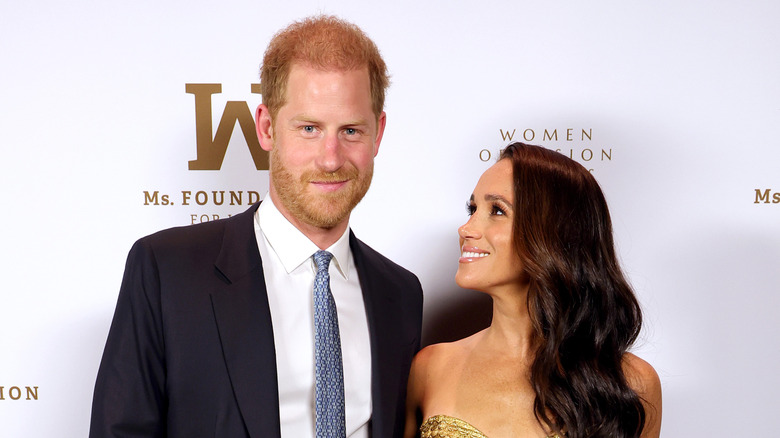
left=466, top=202, right=476, bottom=216
left=491, top=205, right=505, bottom=216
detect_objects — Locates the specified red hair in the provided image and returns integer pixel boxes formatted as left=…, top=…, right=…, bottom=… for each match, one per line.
left=260, top=15, right=390, bottom=120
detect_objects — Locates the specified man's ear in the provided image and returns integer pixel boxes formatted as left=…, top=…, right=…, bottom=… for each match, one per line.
left=373, top=111, right=387, bottom=157
left=255, top=104, right=274, bottom=152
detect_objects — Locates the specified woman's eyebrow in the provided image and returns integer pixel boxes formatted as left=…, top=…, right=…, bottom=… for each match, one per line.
left=484, top=193, right=514, bottom=209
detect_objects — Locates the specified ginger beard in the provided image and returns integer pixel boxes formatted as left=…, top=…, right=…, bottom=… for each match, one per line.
left=269, top=149, right=374, bottom=229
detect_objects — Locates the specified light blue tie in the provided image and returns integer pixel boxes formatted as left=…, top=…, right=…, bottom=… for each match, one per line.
left=312, top=250, right=346, bottom=438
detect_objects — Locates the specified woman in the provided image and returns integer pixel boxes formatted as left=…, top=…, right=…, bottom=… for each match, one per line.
left=405, top=142, right=662, bottom=438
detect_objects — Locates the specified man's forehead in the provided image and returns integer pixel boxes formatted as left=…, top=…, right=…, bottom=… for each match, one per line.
left=282, top=64, right=372, bottom=103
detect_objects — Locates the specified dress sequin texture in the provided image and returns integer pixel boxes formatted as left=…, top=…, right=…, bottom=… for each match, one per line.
left=420, top=415, right=488, bottom=438
left=419, top=415, right=563, bottom=438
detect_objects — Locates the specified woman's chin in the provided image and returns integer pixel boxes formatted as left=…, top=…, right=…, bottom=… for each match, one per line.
left=455, top=274, right=486, bottom=293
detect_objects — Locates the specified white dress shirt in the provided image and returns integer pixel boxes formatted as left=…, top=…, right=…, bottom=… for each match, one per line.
left=254, top=194, right=372, bottom=438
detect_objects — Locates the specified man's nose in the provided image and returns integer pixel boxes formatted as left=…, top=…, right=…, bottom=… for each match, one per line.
left=316, top=131, right=345, bottom=172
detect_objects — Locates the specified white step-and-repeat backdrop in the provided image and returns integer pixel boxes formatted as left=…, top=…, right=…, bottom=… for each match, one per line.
left=2, top=0, right=778, bottom=436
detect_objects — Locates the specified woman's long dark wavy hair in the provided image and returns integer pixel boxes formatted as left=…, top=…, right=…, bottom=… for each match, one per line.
left=500, top=142, right=645, bottom=437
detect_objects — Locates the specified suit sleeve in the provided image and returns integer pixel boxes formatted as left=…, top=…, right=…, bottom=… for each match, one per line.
left=89, top=239, right=167, bottom=438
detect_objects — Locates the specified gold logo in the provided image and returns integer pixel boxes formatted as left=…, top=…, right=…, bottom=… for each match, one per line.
left=0, top=386, right=38, bottom=401
left=754, top=189, right=780, bottom=204
left=143, top=190, right=262, bottom=207
left=186, top=84, right=268, bottom=170
left=481, top=128, right=612, bottom=172
left=138, top=85, right=272, bottom=224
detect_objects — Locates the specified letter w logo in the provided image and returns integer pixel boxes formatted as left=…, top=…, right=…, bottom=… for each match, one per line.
left=186, top=83, right=269, bottom=170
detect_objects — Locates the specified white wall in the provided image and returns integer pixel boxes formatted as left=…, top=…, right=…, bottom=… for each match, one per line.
left=1, top=0, right=778, bottom=435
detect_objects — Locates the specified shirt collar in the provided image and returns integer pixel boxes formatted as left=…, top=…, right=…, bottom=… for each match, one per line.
left=256, top=193, right=352, bottom=280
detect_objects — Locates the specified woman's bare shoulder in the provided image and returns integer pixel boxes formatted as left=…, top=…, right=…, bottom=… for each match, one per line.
left=623, top=353, right=662, bottom=437
left=622, top=353, right=661, bottom=398
left=411, top=331, right=485, bottom=380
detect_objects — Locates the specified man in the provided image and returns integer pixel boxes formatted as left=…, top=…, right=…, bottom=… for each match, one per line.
left=90, top=16, right=423, bottom=438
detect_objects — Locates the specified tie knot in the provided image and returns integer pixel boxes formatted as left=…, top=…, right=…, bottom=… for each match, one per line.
left=313, top=250, right=333, bottom=273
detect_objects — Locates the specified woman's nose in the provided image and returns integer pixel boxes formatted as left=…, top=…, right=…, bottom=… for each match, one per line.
left=458, top=215, right=480, bottom=240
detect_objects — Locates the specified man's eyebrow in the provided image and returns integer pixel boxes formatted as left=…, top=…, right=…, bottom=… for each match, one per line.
left=342, top=119, right=371, bottom=127
left=290, top=114, right=318, bottom=123
left=289, top=115, right=370, bottom=126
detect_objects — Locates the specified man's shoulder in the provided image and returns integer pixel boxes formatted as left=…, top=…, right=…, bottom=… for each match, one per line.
left=135, top=216, right=227, bottom=254
left=133, top=203, right=258, bottom=255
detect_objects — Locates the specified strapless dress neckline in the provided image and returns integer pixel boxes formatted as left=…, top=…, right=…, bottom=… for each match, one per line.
left=419, top=414, right=564, bottom=438
left=420, top=415, right=487, bottom=438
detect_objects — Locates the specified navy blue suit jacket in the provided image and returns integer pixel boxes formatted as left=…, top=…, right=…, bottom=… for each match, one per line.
left=90, top=203, right=423, bottom=438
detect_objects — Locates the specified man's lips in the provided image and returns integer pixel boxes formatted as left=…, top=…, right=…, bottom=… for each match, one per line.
left=310, top=180, right=349, bottom=192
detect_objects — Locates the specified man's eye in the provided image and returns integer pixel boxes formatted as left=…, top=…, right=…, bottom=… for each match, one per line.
left=345, top=128, right=357, bottom=135
left=303, top=126, right=315, bottom=133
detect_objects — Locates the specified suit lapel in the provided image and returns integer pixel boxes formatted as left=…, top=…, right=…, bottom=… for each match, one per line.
left=210, top=203, right=282, bottom=438
left=351, top=233, right=404, bottom=438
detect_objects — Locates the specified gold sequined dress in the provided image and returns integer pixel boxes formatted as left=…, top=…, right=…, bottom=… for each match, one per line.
left=419, top=415, right=563, bottom=438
